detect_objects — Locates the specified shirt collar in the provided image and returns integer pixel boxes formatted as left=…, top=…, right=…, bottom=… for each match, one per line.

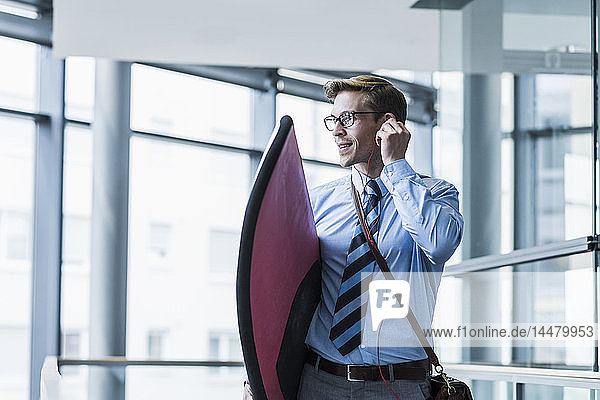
left=350, top=167, right=389, bottom=197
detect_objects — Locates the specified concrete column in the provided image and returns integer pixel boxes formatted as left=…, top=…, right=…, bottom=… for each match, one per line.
left=461, top=1, right=502, bottom=397
left=88, top=59, right=131, bottom=400
left=511, top=75, right=536, bottom=365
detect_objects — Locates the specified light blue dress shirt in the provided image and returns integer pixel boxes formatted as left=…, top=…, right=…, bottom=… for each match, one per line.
left=305, top=158, right=464, bottom=365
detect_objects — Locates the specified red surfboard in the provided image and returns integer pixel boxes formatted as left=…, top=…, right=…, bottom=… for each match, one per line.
left=237, top=116, right=321, bottom=400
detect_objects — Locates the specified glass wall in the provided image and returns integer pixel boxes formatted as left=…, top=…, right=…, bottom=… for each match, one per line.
left=435, top=252, right=595, bottom=368
left=0, top=36, right=37, bottom=400
left=435, top=3, right=598, bottom=399
left=0, top=36, right=38, bottom=112
left=130, top=65, right=253, bottom=147
left=61, top=57, right=95, bottom=371
left=437, top=0, right=594, bottom=260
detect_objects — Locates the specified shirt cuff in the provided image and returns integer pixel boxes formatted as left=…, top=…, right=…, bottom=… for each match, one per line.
left=382, top=158, right=417, bottom=180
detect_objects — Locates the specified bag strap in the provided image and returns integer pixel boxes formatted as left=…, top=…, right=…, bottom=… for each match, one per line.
left=351, top=182, right=442, bottom=370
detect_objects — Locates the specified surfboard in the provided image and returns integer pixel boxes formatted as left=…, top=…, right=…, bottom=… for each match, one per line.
left=237, top=115, right=321, bottom=400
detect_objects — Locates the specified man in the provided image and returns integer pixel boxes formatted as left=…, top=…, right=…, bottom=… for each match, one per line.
left=298, top=75, right=463, bottom=399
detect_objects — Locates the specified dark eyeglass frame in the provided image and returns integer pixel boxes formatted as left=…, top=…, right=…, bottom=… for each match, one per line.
left=323, top=111, right=384, bottom=131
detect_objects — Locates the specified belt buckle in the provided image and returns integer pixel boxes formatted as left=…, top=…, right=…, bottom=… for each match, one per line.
left=346, top=364, right=363, bottom=382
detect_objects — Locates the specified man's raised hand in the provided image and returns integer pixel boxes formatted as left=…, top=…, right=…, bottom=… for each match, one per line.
left=375, top=115, right=411, bottom=165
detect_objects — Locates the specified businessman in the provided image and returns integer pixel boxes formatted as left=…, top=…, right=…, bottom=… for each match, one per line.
left=298, top=75, right=464, bottom=399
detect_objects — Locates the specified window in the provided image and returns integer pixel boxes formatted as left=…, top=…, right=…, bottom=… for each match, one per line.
left=147, top=223, right=172, bottom=263
left=130, top=64, right=252, bottom=146
left=276, top=94, right=338, bottom=163
left=62, top=216, right=90, bottom=265
left=63, top=332, right=81, bottom=358
left=65, top=57, right=95, bottom=122
left=127, top=137, right=250, bottom=360
left=303, top=162, right=347, bottom=190
left=4, top=211, right=30, bottom=261
left=0, top=110, right=35, bottom=400
left=147, top=330, right=167, bottom=359
left=208, top=331, right=242, bottom=375
left=209, top=229, right=240, bottom=273
left=0, top=327, right=29, bottom=376
left=435, top=252, right=595, bottom=367
left=535, top=75, right=592, bottom=129
left=535, top=131, right=593, bottom=243
left=208, top=332, right=242, bottom=361
left=0, top=36, right=38, bottom=112
left=61, top=124, right=93, bottom=364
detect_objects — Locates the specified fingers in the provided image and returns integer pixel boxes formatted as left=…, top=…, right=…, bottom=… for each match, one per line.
left=376, top=127, right=396, bottom=147
left=380, top=116, right=410, bottom=135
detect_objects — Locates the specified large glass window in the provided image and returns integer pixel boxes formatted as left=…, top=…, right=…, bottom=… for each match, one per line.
left=130, top=64, right=252, bottom=147
left=276, top=94, right=338, bottom=163
left=303, top=162, right=347, bottom=190
left=61, top=124, right=93, bottom=361
left=65, top=57, right=95, bottom=122
left=434, top=72, right=515, bottom=263
left=0, top=37, right=38, bottom=112
left=0, top=116, right=35, bottom=400
left=127, top=137, right=250, bottom=364
left=536, top=131, right=593, bottom=243
left=437, top=2, right=593, bottom=259
left=435, top=1, right=596, bottom=382
left=435, top=251, right=595, bottom=368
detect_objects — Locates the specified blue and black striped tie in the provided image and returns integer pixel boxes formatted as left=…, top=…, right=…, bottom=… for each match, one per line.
left=330, top=179, right=382, bottom=356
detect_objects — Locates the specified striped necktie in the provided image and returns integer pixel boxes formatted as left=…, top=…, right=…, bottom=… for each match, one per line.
left=329, top=179, right=382, bottom=356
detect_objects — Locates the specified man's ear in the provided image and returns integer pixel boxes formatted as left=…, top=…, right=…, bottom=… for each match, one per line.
left=383, top=112, right=396, bottom=121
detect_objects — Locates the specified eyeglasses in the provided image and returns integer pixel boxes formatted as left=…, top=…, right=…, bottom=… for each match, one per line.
left=323, top=111, right=383, bottom=131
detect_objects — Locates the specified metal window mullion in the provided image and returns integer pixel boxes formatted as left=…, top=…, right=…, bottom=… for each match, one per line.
left=140, top=63, right=274, bottom=92
left=276, top=76, right=327, bottom=103
left=526, top=126, right=593, bottom=138
left=29, top=46, right=64, bottom=400
left=130, top=130, right=262, bottom=158
left=594, top=0, right=600, bottom=238
left=250, top=78, right=277, bottom=180
left=514, top=382, right=521, bottom=400
left=0, top=11, right=52, bottom=47
left=0, top=107, right=49, bottom=122
left=594, top=0, right=599, bottom=379
left=64, top=118, right=91, bottom=128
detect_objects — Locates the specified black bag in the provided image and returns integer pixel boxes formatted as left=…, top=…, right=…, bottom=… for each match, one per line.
left=430, top=374, right=473, bottom=400
left=351, top=183, right=473, bottom=400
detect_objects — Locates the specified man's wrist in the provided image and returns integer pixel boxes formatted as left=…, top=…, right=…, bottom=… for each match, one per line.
left=382, top=158, right=415, bottom=180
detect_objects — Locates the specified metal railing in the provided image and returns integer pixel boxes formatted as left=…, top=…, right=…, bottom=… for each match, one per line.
left=41, top=357, right=600, bottom=392
left=444, top=362, right=600, bottom=389
left=444, top=235, right=599, bottom=277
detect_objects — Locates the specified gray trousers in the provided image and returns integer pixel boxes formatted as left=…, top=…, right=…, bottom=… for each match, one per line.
left=297, top=362, right=432, bottom=400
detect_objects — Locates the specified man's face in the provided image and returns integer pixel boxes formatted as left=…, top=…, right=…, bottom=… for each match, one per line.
left=331, top=91, right=384, bottom=168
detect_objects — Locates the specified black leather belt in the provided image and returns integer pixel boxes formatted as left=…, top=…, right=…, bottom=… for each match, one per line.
left=306, top=349, right=429, bottom=382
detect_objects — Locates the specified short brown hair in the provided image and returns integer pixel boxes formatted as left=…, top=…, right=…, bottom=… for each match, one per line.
left=323, top=75, right=408, bottom=123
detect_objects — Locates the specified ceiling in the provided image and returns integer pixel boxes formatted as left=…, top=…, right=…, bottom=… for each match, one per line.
left=52, top=0, right=591, bottom=72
